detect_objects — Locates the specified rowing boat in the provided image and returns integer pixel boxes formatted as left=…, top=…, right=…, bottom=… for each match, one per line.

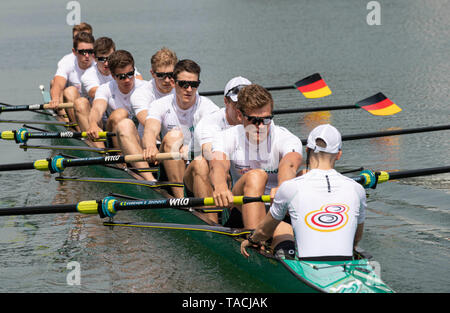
left=32, top=85, right=394, bottom=293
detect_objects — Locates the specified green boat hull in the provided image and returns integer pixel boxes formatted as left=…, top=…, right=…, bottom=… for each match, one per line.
left=35, top=88, right=394, bottom=293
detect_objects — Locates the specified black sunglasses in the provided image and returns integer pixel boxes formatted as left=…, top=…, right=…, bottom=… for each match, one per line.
left=114, top=70, right=135, bottom=80
left=241, top=111, right=274, bottom=125
left=176, top=80, right=201, bottom=89
left=76, top=49, right=95, bottom=56
left=154, top=71, right=174, bottom=79
left=96, top=56, right=108, bottom=62
left=225, top=84, right=247, bottom=98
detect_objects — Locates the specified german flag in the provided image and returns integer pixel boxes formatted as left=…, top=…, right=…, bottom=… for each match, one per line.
left=356, top=93, right=402, bottom=116
left=295, top=73, right=332, bottom=98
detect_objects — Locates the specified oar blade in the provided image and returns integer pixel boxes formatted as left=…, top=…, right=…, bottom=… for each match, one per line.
left=294, top=73, right=332, bottom=98
left=355, top=92, right=402, bottom=116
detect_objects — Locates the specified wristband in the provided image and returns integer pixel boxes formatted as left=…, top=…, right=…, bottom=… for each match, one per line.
left=247, top=231, right=261, bottom=246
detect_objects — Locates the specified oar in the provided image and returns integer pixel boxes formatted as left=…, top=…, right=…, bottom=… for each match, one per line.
left=0, top=128, right=115, bottom=144
left=200, top=84, right=295, bottom=97
left=274, top=92, right=401, bottom=116
left=0, top=102, right=73, bottom=113
left=354, top=166, right=450, bottom=189
left=0, top=195, right=271, bottom=218
left=0, top=152, right=183, bottom=173
left=0, top=119, right=76, bottom=127
left=299, top=124, right=450, bottom=145
left=19, top=144, right=120, bottom=154
left=55, top=176, right=184, bottom=189
left=103, top=221, right=251, bottom=236
left=199, top=73, right=331, bottom=98
left=0, top=102, right=54, bottom=116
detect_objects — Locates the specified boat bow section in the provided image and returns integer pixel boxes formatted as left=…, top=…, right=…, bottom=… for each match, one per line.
left=281, top=258, right=394, bottom=293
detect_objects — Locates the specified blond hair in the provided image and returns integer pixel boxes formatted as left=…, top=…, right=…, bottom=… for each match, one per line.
left=151, top=47, right=178, bottom=71
left=72, top=22, right=93, bottom=38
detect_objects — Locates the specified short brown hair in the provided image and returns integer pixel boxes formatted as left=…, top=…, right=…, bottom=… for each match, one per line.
left=173, top=59, right=201, bottom=81
left=73, top=31, right=95, bottom=50
left=151, top=47, right=178, bottom=71
left=94, top=37, right=116, bottom=56
left=72, top=22, right=93, bottom=38
left=107, top=50, right=134, bottom=75
left=237, top=84, right=273, bottom=113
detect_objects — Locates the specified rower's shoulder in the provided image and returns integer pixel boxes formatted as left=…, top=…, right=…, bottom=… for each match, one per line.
left=57, top=52, right=75, bottom=67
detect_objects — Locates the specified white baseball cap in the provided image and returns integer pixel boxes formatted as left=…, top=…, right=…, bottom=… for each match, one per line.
left=224, top=76, right=252, bottom=102
left=307, top=124, right=342, bottom=154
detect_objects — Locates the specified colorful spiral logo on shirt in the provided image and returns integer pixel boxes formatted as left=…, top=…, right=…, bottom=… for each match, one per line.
left=305, top=204, right=349, bottom=232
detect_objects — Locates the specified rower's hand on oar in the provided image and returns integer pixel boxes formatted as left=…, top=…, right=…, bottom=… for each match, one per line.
left=143, top=145, right=160, bottom=165
left=86, top=125, right=103, bottom=141
left=212, top=184, right=234, bottom=208
left=270, top=187, right=279, bottom=202
left=47, top=99, right=60, bottom=110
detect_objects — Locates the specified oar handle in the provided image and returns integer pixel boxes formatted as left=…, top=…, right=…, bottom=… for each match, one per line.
left=124, top=152, right=185, bottom=163
left=42, top=102, right=74, bottom=109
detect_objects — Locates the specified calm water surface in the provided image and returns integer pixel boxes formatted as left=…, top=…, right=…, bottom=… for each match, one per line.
left=0, top=0, right=449, bottom=292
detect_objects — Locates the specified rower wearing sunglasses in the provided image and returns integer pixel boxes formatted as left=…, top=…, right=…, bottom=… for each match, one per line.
left=49, top=30, right=95, bottom=130
left=114, top=47, right=178, bottom=181
left=183, top=76, right=252, bottom=222
left=86, top=50, right=146, bottom=154
left=74, top=37, right=143, bottom=145
left=209, top=84, right=303, bottom=255
left=142, top=59, right=220, bottom=197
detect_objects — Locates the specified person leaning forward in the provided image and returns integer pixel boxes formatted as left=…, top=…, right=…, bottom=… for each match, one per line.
left=241, top=124, right=366, bottom=260
left=209, top=84, right=303, bottom=257
left=142, top=59, right=219, bottom=197
left=183, top=76, right=252, bottom=223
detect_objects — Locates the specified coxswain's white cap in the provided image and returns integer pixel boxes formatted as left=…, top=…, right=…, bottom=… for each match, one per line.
left=224, top=76, right=252, bottom=102
left=307, top=124, right=342, bottom=154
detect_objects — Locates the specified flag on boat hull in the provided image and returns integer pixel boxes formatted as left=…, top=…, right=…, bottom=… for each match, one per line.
left=295, top=73, right=332, bottom=98
left=356, top=93, right=401, bottom=116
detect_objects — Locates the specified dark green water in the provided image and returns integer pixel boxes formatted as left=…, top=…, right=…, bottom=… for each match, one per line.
left=0, top=0, right=448, bottom=292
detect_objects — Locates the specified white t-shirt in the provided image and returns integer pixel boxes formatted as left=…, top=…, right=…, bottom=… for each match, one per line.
left=211, top=122, right=303, bottom=194
left=81, top=65, right=142, bottom=99
left=270, top=169, right=367, bottom=258
left=146, top=93, right=220, bottom=148
left=55, top=53, right=94, bottom=97
left=130, top=79, right=175, bottom=116
left=94, top=78, right=147, bottom=136
left=191, top=107, right=230, bottom=155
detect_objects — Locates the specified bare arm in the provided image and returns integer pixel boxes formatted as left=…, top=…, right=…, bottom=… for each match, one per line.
left=270, top=151, right=302, bottom=199
left=354, top=223, right=364, bottom=247
left=142, top=118, right=162, bottom=162
left=49, top=76, right=67, bottom=108
left=209, top=151, right=233, bottom=207
left=87, top=86, right=98, bottom=100
left=87, top=98, right=108, bottom=139
left=241, top=212, right=281, bottom=258
left=136, top=110, right=148, bottom=128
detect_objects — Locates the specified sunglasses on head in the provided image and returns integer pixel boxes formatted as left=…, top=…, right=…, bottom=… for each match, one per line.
left=76, top=49, right=95, bottom=56
left=225, top=84, right=246, bottom=98
left=114, top=70, right=135, bottom=80
left=176, top=80, right=201, bottom=89
left=96, top=56, right=109, bottom=62
left=154, top=71, right=174, bottom=79
left=241, top=111, right=274, bottom=126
